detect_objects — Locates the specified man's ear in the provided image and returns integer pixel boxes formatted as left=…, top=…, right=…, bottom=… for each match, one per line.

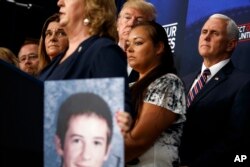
left=226, top=39, right=238, bottom=52
left=55, top=135, right=64, bottom=156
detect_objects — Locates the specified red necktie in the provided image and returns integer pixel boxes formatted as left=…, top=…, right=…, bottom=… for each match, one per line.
left=187, top=69, right=211, bottom=108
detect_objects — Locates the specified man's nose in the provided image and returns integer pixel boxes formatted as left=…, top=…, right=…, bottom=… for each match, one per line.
left=79, top=144, right=91, bottom=160
left=203, top=33, right=211, bottom=41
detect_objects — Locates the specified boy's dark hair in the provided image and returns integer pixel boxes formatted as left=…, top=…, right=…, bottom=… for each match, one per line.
left=56, top=93, right=113, bottom=149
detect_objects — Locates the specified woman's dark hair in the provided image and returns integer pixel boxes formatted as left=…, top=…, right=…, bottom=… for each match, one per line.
left=130, top=21, right=176, bottom=121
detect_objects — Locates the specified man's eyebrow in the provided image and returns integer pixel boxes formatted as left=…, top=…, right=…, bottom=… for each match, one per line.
left=123, top=12, right=144, bottom=18
left=70, top=134, right=84, bottom=138
left=19, top=55, right=26, bottom=58
left=93, top=137, right=105, bottom=141
left=69, top=134, right=105, bottom=141
left=123, top=12, right=132, bottom=16
left=27, top=53, right=38, bottom=56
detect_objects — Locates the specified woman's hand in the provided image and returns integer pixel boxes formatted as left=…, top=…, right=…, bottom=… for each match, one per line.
left=116, top=111, right=133, bottom=137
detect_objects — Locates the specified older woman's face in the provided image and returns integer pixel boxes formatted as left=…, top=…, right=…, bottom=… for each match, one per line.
left=57, top=0, right=85, bottom=28
left=45, top=21, right=68, bottom=59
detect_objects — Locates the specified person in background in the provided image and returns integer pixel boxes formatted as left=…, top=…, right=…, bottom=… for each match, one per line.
left=18, top=38, right=39, bottom=76
left=179, top=13, right=250, bottom=167
left=39, top=0, right=134, bottom=133
left=117, top=0, right=156, bottom=51
left=116, top=0, right=156, bottom=83
left=55, top=93, right=113, bottom=167
left=125, top=21, right=186, bottom=167
left=0, top=47, right=19, bottom=67
left=37, top=13, right=68, bottom=75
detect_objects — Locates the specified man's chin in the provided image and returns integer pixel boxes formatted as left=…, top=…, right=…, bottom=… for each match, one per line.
left=24, top=69, right=35, bottom=75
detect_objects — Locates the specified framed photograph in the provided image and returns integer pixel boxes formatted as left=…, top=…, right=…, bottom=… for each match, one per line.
left=44, top=78, right=124, bottom=167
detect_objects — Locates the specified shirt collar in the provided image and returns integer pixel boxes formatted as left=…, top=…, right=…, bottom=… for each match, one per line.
left=201, top=59, right=230, bottom=81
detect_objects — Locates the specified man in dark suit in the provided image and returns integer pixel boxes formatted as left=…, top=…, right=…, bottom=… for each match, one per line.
left=179, top=13, right=250, bottom=167
left=116, top=0, right=156, bottom=83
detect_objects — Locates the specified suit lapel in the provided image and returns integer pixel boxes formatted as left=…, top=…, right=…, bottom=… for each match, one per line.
left=184, top=71, right=200, bottom=94
left=189, top=61, right=234, bottom=107
left=63, top=36, right=98, bottom=78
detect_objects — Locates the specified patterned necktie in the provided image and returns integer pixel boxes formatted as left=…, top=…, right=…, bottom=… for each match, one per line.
left=187, top=68, right=211, bottom=107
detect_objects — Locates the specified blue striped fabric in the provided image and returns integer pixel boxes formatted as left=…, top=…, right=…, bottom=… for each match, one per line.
left=187, top=69, right=211, bottom=107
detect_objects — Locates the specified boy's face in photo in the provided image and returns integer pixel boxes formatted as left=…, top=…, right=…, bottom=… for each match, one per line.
left=56, top=114, right=111, bottom=167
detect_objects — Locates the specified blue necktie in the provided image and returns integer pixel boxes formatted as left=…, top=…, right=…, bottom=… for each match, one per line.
left=187, top=69, right=211, bottom=108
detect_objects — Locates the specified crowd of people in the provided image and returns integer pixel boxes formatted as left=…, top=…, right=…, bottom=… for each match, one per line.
left=1, top=0, right=249, bottom=167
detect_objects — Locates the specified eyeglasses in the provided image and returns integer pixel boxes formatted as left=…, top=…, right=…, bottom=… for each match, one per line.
left=45, top=29, right=67, bottom=38
left=19, top=53, right=38, bottom=63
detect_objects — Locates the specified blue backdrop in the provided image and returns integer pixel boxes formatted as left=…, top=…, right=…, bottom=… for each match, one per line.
left=146, top=0, right=250, bottom=77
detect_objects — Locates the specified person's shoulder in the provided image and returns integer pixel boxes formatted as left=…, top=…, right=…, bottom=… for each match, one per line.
left=148, top=73, right=184, bottom=90
left=233, top=68, right=250, bottom=76
left=94, top=36, right=117, bottom=45
left=182, top=69, right=198, bottom=79
left=158, top=73, right=183, bottom=83
left=230, top=68, right=250, bottom=82
left=91, top=36, right=122, bottom=53
left=92, top=37, right=125, bottom=58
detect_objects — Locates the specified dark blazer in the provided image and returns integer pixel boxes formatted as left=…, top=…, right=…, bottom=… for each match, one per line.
left=128, top=69, right=139, bottom=83
left=39, top=35, right=134, bottom=117
left=179, top=61, right=250, bottom=167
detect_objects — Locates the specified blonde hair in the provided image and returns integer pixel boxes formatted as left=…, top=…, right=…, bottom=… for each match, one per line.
left=119, top=0, right=156, bottom=21
left=0, top=47, right=19, bottom=67
left=83, top=0, right=118, bottom=41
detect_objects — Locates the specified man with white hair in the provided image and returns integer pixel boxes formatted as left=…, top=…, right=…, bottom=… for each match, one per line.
left=179, top=13, right=250, bottom=167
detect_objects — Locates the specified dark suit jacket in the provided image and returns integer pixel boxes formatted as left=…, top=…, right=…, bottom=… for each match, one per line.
left=179, top=61, right=250, bottom=167
left=39, top=35, right=135, bottom=117
left=128, top=69, right=139, bottom=83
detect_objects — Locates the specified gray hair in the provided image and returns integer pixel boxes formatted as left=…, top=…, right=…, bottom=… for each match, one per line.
left=209, top=13, right=239, bottom=40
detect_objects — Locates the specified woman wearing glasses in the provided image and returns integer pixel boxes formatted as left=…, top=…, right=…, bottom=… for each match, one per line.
left=37, top=13, right=69, bottom=75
